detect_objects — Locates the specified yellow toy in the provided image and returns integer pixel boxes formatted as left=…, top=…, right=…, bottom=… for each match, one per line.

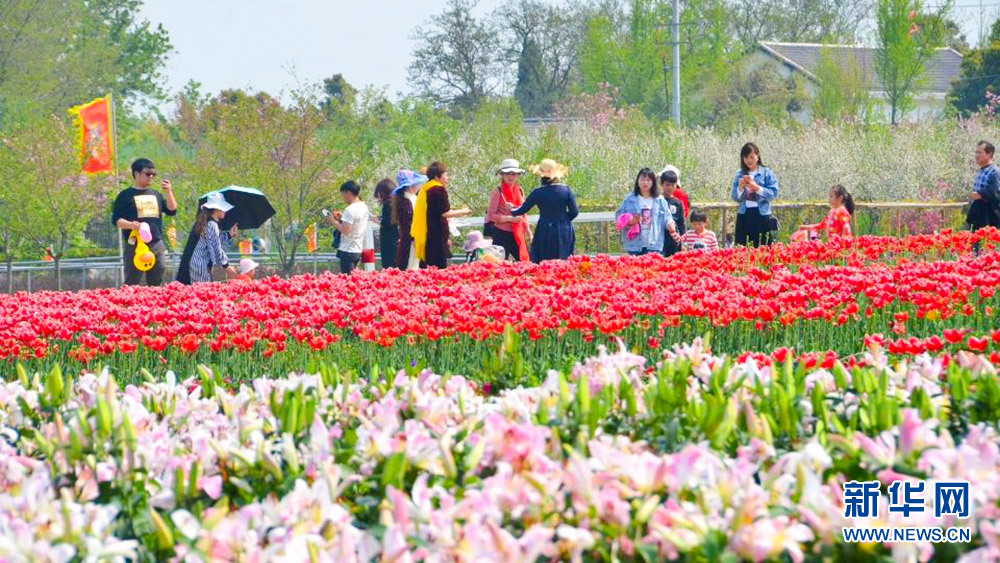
left=130, top=229, right=156, bottom=272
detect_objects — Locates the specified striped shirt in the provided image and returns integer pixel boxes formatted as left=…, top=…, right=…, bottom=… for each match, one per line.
left=680, top=229, right=719, bottom=252
left=189, top=221, right=230, bottom=283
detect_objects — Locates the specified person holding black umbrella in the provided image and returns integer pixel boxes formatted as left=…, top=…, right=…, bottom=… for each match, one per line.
left=184, top=192, right=238, bottom=283
left=177, top=186, right=275, bottom=284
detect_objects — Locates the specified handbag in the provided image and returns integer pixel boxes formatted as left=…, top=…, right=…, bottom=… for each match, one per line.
left=767, top=214, right=780, bottom=232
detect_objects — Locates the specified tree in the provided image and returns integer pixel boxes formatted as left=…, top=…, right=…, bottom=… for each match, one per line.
left=875, top=0, right=950, bottom=125
left=0, top=0, right=171, bottom=123
left=579, top=0, right=670, bottom=117
left=320, top=74, right=358, bottom=117
left=813, top=47, right=875, bottom=122
left=499, top=0, right=585, bottom=116
left=729, top=0, right=871, bottom=49
left=704, top=62, right=811, bottom=130
left=408, top=0, right=505, bottom=113
left=1, top=116, right=107, bottom=289
left=182, top=89, right=342, bottom=276
left=949, top=19, right=1000, bottom=116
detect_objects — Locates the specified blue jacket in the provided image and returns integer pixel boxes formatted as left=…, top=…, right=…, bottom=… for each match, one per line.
left=731, top=166, right=779, bottom=215
left=615, top=194, right=674, bottom=252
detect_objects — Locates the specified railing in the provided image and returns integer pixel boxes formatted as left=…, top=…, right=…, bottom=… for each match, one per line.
left=0, top=201, right=970, bottom=293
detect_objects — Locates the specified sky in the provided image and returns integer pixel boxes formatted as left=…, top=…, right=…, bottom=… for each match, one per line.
left=139, top=0, right=523, bottom=103
left=141, top=0, right=999, bottom=104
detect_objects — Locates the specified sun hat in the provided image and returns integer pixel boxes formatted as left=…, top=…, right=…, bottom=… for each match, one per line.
left=202, top=191, right=234, bottom=212
left=463, top=230, right=494, bottom=253
left=529, top=159, right=568, bottom=180
left=660, top=164, right=680, bottom=181
left=497, top=158, right=525, bottom=174
left=394, top=169, right=429, bottom=195
left=239, top=258, right=259, bottom=275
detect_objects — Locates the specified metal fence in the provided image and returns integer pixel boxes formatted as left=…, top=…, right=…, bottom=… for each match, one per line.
left=0, top=201, right=970, bottom=293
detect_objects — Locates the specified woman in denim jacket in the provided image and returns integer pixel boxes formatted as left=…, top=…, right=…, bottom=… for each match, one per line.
left=732, top=142, right=779, bottom=247
left=616, top=168, right=676, bottom=255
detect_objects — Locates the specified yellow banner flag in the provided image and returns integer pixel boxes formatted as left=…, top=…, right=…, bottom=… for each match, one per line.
left=305, top=222, right=318, bottom=253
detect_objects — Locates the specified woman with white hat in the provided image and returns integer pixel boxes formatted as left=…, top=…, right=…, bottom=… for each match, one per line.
left=484, top=158, right=531, bottom=261
left=187, top=191, right=238, bottom=283
left=509, top=159, right=579, bottom=263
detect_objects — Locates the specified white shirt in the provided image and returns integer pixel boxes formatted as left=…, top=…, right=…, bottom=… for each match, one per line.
left=739, top=171, right=760, bottom=208
left=638, top=196, right=654, bottom=228
left=338, top=200, right=370, bottom=254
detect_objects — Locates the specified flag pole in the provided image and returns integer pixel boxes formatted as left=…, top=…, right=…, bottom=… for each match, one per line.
left=110, top=92, right=124, bottom=286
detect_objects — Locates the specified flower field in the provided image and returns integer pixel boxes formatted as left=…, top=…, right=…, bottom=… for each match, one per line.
left=1, top=230, right=1000, bottom=561
left=2, top=229, right=1000, bottom=387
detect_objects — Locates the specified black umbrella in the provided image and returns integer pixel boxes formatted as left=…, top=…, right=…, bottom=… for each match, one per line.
left=198, top=185, right=276, bottom=230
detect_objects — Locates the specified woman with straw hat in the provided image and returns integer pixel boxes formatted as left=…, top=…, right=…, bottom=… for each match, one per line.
left=509, top=159, right=579, bottom=263
left=484, top=158, right=531, bottom=261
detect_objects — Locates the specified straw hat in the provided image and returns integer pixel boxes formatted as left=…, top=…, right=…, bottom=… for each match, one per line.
left=529, top=159, right=568, bottom=180
left=497, top=158, right=525, bottom=174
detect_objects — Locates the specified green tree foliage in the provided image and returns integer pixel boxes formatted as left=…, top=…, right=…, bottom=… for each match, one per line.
left=179, top=89, right=342, bottom=275
left=320, top=74, right=358, bottom=118
left=729, top=0, right=871, bottom=49
left=949, top=19, right=1000, bottom=116
left=813, top=48, right=875, bottom=122
left=408, top=0, right=504, bottom=114
left=0, top=116, right=108, bottom=288
left=501, top=0, right=585, bottom=117
left=579, top=0, right=671, bottom=118
left=875, top=0, right=951, bottom=125
left=0, top=0, right=171, bottom=123
left=704, top=63, right=811, bottom=130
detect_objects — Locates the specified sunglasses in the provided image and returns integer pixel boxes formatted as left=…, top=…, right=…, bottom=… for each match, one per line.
left=142, top=171, right=157, bottom=178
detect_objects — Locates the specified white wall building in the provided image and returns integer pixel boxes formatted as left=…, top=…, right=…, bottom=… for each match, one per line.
left=745, top=41, right=963, bottom=123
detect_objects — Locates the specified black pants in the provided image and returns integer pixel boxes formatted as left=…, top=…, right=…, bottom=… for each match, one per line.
left=123, top=239, right=167, bottom=286
left=662, top=234, right=681, bottom=257
left=735, top=208, right=773, bottom=247
left=489, top=227, right=522, bottom=261
left=338, top=250, right=361, bottom=274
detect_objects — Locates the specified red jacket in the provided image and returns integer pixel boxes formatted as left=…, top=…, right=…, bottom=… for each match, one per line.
left=673, top=187, right=690, bottom=218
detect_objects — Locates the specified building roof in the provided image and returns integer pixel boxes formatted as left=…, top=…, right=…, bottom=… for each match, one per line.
left=758, top=41, right=963, bottom=94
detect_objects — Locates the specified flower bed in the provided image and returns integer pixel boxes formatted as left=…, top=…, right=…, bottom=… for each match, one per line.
left=1, top=338, right=998, bottom=561
left=1, top=230, right=1000, bottom=389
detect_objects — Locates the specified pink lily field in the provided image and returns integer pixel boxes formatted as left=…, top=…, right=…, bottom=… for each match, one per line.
left=1, top=229, right=999, bottom=561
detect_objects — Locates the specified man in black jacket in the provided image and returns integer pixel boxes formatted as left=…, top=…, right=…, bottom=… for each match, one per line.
left=660, top=170, right=686, bottom=256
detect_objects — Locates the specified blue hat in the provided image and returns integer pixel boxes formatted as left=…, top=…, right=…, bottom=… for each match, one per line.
left=393, top=169, right=428, bottom=195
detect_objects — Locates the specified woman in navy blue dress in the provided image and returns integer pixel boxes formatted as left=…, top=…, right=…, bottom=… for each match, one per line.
left=510, top=159, right=579, bottom=262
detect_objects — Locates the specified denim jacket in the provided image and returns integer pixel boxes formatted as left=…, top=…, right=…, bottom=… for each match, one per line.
left=731, top=166, right=779, bottom=215
left=615, top=194, right=675, bottom=252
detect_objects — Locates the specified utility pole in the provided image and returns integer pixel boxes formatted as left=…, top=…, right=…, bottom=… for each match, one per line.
left=672, top=0, right=681, bottom=126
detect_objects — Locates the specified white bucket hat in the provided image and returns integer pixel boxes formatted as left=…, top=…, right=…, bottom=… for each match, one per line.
left=202, top=191, right=234, bottom=212
left=239, top=258, right=259, bottom=275
left=498, top=159, right=525, bottom=174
